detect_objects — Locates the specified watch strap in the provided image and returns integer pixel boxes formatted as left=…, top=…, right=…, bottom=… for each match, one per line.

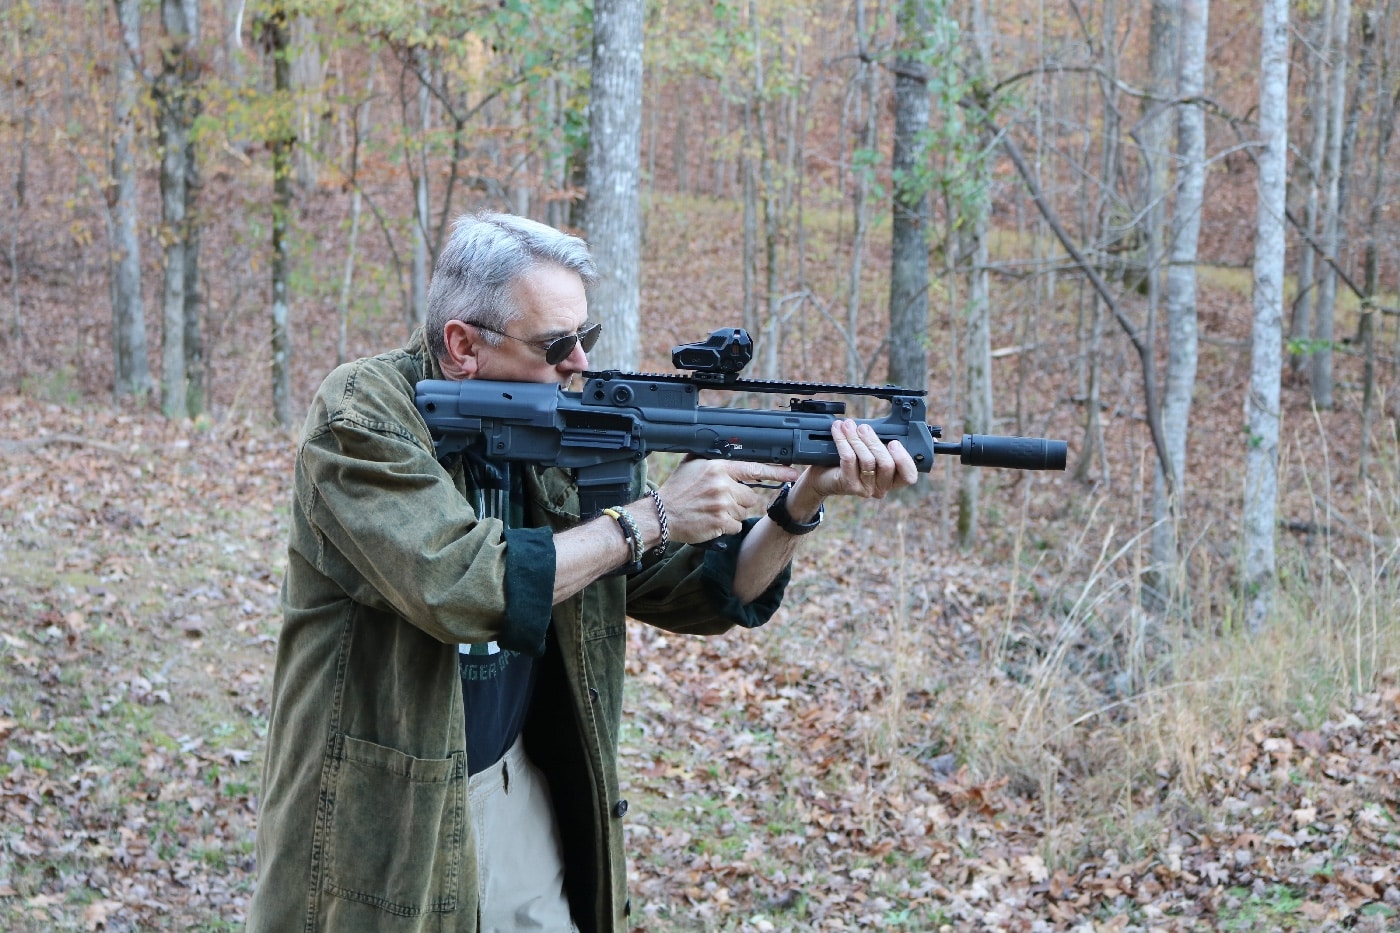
left=766, top=482, right=823, bottom=535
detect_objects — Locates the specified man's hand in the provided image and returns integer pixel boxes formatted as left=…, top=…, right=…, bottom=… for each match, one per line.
left=652, top=420, right=916, bottom=546
left=654, top=458, right=800, bottom=544
left=784, top=420, right=919, bottom=520
left=723, top=421, right=917, bottom=604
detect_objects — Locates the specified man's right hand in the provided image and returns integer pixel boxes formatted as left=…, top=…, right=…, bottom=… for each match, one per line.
left=653, top=458, right=800, bottom=544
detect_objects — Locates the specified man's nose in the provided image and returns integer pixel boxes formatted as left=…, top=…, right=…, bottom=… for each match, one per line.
left=560, top=342, right=589, bottom=373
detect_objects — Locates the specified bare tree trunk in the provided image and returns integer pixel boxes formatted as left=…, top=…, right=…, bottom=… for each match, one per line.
left=1141, top=0, right=1179, bottom=301
left=156, top=25, right=187, bottom=419
left=1289, top=1, right=1332, bottom=376
left=7, top=22, right=31, bottom=388
left=338, top=66, right=375, bottom=366
left=845, top=0, right=878, bottom=384
left=111, top=0, right=151, bottom=403
left=223, top=0, right=246, bottom=81
left=887, top=0, right=931, bottom=392
left=184, top=136, right=204, bottom=417
left=958, top=0, right=992, bottom=548
left=154, top=0, right=200, bottom=420
left=1143, top=0, right=1181, bottom=583
left=1310, top=0, right=1351, bottom=410
left=644, top=68, right=658, bottom=199
left=742, top=98, right=757, bottom=337
left=673, top=103, right=689, bottom=194
left=1151, top=0, right=1207, bottom=599
left=585, top=0, right=644, bottom=371
left=714, top=91, right=732, bottom=200
left=545, top=77, right=571, bottom=231
left=291, top=12, right=324, bottom=190
left=789, top=56, right=811, bottom=295
left=1358, top=8, right=1394, bottom=477
left=270, top=4, right=293, bottom=427
left=750, top=0, right=782, bottom=379
left=410, top=46, right=431, bottom=330
left=1328, top=1, right=1375, bottom=345
left=1075, top=0, right=1119, bottom=485
left=340, top=186, right=362, bottom=366
left=958, top=186, right=992, bottom=548
left=509, top=85, right=531, bottom=218
left=1245, top=0, right=1290, bottom=632
left=779, top=16, right=805, bottom=227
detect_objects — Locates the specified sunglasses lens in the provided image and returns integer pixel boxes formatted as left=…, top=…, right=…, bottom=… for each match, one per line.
left=544, top=323, right=601, bottom=365
left=549, top=335, right=582, bottom=365
left=544, top=338, right=573, bottom=366
left=579, top=322, right=602, bottom=353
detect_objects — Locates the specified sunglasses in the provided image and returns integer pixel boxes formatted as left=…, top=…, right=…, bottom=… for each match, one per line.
left=470, top=320, right=602, bottom=365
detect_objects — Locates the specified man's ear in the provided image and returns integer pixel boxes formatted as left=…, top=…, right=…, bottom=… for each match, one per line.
left=440, top=319, right=481, bottom=379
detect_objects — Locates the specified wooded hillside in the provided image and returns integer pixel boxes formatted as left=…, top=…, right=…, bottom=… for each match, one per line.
left=2, top=0, right=1399, bottom=929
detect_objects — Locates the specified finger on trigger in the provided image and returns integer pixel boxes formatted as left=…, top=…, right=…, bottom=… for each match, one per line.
left=747, top=463, right=798, bottom=485
left=735, top=484, right=763, bottom=512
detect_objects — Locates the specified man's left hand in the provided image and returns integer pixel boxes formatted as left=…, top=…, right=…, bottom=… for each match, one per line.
left=790, top=419, right=919, bottom=509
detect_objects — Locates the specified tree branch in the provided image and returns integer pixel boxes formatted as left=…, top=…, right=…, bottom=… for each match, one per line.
left=970, top=103, right=1176, bottom=495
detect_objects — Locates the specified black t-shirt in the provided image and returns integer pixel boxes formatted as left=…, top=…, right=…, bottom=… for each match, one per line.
left=460, top=642, right=537, bottom=776
left=457, top=451, right=539, bottom=776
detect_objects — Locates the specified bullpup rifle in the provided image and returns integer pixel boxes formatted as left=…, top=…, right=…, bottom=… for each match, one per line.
left=415, top=327, right=1068, bottom=514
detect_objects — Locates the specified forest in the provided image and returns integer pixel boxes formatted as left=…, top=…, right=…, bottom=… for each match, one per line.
left=2, top=0, right=1399, bottom=929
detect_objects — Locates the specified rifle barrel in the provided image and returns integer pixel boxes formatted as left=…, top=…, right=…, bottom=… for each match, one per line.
left=934, top=435, right=1068, bottom=471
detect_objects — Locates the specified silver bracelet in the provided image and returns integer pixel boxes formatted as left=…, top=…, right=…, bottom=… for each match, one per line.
left=647, top=489, right=669, bottom=557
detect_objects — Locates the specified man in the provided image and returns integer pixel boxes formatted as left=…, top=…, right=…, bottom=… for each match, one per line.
left=248, top=211, right=918, bottom=932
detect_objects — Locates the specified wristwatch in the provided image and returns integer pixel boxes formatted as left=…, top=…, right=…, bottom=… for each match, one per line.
left=766, top=482, right=824, bottom=535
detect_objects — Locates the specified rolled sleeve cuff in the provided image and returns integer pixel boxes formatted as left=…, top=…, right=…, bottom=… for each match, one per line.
left=699, top=519, right=791, bottom=630
left=500, top=526, right=556, bottom=656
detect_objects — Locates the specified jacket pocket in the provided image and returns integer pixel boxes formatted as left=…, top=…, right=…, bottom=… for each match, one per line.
left=321, top=733, right=466, bottom=917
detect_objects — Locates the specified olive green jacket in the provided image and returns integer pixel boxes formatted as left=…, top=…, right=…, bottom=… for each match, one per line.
left=247, top=331, right=788, bottom=933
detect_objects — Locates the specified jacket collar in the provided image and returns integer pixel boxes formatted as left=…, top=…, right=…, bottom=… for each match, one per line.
left=405, top=327, right=447, bottom=382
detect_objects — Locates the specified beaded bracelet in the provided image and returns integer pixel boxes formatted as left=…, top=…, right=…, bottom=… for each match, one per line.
left=616, top=507, right=645, bottom=570
left=602, top=506, right=645, bottom=574
left=647, top=489, right=670, bottom=557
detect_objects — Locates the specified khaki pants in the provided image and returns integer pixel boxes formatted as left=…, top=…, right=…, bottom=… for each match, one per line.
left=469, top=736, right=578, bottom=932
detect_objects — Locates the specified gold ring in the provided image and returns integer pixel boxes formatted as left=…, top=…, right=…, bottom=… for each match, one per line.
left=861, top=470, right=876, bottom=477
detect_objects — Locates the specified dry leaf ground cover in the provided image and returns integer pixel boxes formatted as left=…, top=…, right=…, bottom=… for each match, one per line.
left=1, top=400, right=287, bottom=931
left=3, top=180, right=1400, bottom=930
left=2, top=393, right=1399, bottom=931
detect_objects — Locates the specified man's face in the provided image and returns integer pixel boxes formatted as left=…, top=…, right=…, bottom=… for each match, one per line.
left=472, top=264, right=592, bottom=385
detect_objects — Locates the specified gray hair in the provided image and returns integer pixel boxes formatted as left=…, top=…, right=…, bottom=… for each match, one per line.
left=425, top=211, right=598, bottom=361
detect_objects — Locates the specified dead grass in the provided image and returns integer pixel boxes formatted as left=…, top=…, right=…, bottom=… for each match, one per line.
left=932, top=420, right=1400, bottom=869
